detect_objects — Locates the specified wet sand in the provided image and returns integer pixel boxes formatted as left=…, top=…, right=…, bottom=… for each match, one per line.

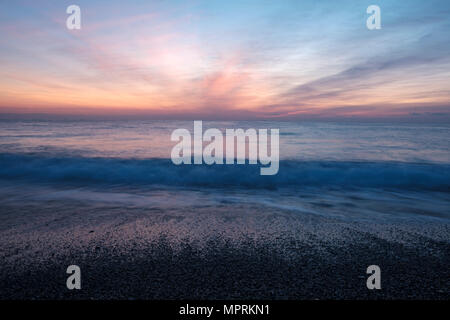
left=1, top=194, right=449, bottom=300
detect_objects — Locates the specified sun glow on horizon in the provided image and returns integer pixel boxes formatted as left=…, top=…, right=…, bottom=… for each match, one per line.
left=0, top=0, right=449, bottom=120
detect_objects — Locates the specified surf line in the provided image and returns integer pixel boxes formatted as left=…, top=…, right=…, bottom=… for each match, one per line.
left=170, top=121, right=279, bottom=175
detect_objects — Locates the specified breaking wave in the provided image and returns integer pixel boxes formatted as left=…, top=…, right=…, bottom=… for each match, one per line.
left=0, top=153, right=448, bottom=191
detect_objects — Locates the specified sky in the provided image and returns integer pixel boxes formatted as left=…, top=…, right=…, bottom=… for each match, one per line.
left=0, top=0, right=449, bottom=120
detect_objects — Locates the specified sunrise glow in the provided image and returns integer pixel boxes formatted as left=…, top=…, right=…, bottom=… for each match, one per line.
left=1, top=0, right=449, bottom=120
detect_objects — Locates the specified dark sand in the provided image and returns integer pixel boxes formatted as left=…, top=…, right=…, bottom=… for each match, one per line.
left=0, top=192, right=449, bottom=300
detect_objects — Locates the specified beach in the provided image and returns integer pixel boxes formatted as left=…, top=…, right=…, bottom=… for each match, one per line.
left=2, top=0, right=450, bottom=303
left=0, top=182, right=449, bottom=299
left=0, top=120, right=449, bottom=299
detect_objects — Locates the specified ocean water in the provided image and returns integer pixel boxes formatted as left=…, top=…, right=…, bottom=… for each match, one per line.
left=0, top=119, right=449, bottom=223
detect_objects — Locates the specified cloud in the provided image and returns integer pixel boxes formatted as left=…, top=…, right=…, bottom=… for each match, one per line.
left=1, top=0, right=450, bottom=120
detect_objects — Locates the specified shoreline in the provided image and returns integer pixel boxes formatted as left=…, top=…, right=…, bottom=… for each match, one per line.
left=1, top=200, right=449, bottom=300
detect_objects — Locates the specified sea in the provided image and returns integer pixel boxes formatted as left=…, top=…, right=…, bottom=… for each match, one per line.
left=0, top=119, right=449, bottom=224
